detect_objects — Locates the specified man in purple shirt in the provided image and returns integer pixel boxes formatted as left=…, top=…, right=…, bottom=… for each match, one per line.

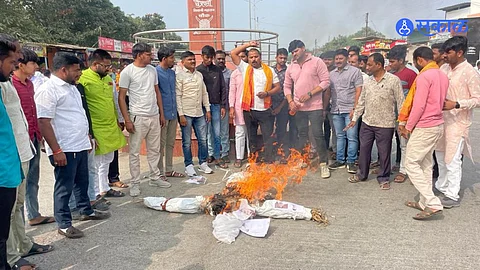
left=329, top=49, right=363, bottom=174
left=284, top=40, right=331, bottom=178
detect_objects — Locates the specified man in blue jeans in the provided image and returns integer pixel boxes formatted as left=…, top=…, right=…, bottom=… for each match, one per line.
left=11, top=47, right=56, bottom=226
left=329, top=49, right=363, bottom=174
left=35, top=52, right=109, bottom=239
left=196, top=45, right=228, bottom=169
left=176, top=51, right=213, bottom=177
left=215, top=50, right=232, bottom=163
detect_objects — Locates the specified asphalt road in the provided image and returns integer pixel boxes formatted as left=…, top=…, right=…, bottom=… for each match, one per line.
left=25, top=116, right=480, bottom=270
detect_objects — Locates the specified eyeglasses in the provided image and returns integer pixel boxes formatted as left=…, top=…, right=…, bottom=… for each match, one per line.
left=97, top=63, right=112, bottom=69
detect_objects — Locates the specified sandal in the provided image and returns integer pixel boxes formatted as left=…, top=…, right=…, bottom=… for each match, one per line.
left=207, top=156, right=215, bottom=163
left=369, top=161, right=380, bottom=169
left=348, top=175, right=363, bottom=183
left=23, top=243, right=54, bottom=258
left=222, top=156, right=231, bottom=163
left=234, top=159, right=242, bottom=168
left=109, top=181, right=129, bottom=188
left=13, top=258, right=36, bottom=270
left=413, top=207, right=443, bottom=220
left=394, top=173, right=408, bottom=183
left=28, top=216, right=55, bottom=226
left=379, top=182, right=391, bottom=190
left=216, top=160, right=228, bottom=169
left=165, top=171, right=185, bottom=178
left=371, top=168, right=380, bottom=174
left=96, top=195, right=111, bottom=205
left=104, top=189, right=125, bottom=197
left=405, top=201, right=423, bottom=211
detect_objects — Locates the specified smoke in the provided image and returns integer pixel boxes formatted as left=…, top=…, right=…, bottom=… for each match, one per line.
left=278, top=0, right=464, bottom=48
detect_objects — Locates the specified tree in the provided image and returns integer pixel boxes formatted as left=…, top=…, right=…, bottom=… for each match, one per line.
left=131, top=13, right=186, bottom=50
left=318, top=27, right=386, bottom=52
left=0, top=0, right=47, bottom=42
left=0, top=0, right=184, bottom=48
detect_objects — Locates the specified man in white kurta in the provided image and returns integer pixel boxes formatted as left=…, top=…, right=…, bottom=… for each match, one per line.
left=436, top=36, right=480, bottom=208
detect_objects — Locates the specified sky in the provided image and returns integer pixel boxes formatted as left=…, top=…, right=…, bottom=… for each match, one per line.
left=110, top=0, right=466, bottom=49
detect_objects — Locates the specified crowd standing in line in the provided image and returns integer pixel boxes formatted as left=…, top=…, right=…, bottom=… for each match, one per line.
left=1, top=31, right=480, bottom=269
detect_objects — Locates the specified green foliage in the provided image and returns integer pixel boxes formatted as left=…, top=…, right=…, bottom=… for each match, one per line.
left=0, top=0, right=183, bottom=48
left=318, top=27, right=386, bottom=52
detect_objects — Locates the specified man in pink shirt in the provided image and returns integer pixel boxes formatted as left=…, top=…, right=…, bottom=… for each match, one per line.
left=284, top=40, right=331, bottom=178
left=400, top=47, right=448, bottom=220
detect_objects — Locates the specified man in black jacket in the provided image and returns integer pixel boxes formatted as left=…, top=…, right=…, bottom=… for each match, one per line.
left=196, top=45, right=228, bottom=169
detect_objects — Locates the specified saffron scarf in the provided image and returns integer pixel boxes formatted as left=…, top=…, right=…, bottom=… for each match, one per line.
left=398, top=61, right=439, bottom=122
left=241, top=63, right=273, bottom=111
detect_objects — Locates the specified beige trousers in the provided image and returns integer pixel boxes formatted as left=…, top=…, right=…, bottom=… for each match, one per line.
left=7, top=162, right=33, bottom=266
left=158, top=119, right=178, bottom=174
left=129, top=115, right=161, bottom=184
left=405, top=125, right=444, bottom=211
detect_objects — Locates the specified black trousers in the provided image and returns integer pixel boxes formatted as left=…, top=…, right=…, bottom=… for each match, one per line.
left=394, top=130, right=401, bottom=164
left=357, top=123, right=394, bottom=183
left=243, top=110, right=275, bottom=162
left=274, top=107, right=289, bottom=157
left=0, top=187, right=16, bottom=270
left=324, top=112, right=332, bottom=149
left=108, top=150, right=120, bottom=183
left=49, top=151, right=93, bottom=229
left=295, top=109, right=328, bottom=163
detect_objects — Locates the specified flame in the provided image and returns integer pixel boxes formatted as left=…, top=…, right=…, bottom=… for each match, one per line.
left=224, top=145, right=312, bottom=203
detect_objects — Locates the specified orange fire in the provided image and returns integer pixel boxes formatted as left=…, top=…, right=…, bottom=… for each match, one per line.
left=224, top=145, right=313, bottom=203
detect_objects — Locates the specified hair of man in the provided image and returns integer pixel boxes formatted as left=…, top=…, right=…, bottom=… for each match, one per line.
left=157, top=47, right=176, bottom=62
left=288, top=39, right=305, bottom=53
left=53, top=52, right=81, bottom=71
left=132, top=43, right=152, bottom=59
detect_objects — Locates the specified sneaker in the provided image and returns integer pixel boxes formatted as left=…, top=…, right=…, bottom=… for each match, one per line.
left=320, top=163, right=330, bottom=179
left=198, top=162, right=213, bottom=174
left=129, top=183, right=141, bottom=197
left=58, top=226, right=84, bottom=239
left=185, top=164, right=197, bottom=177
left=441, top=197, right=460, bottom=209
left=328, top=161, right=346, bottom=170
left=346, top=163, right=357, bottom=174
left=149, top=179, right=172, bottom=188
left=79, top=210, right=111, bottom=221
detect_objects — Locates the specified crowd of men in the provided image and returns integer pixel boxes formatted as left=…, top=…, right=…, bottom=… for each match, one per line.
left=0, top=32, right=480, bottom=269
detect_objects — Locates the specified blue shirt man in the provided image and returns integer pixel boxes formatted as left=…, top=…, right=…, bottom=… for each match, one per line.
left=0, top=87, right=22, bottom=188
left=155, top=48, right=182, bottom=178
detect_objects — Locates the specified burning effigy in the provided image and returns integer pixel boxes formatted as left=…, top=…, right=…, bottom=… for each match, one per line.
left=144, top=148, right=329, bottom=244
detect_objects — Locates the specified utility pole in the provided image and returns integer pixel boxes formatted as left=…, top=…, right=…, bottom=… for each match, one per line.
left=314, top=39, right=317, bottom=55
left=365, top=12, right=369, bottom=37
left=249, top=0, right=252, bottom=39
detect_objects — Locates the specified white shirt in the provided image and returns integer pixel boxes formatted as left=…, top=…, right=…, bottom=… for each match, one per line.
left=31, top=71, right=48, bottom=92
left=119, top=64, right=159, bottom=116
left=0, top=81, right=35, bottom=162
left=237, top=61, right=279, bottom=111
left=35, top=75, right=91, bottom=155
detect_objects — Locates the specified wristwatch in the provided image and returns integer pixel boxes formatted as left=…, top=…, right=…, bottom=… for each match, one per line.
left=307, top=92, right=313, bottom=98
left=455, top=101, right=460, bottom=109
